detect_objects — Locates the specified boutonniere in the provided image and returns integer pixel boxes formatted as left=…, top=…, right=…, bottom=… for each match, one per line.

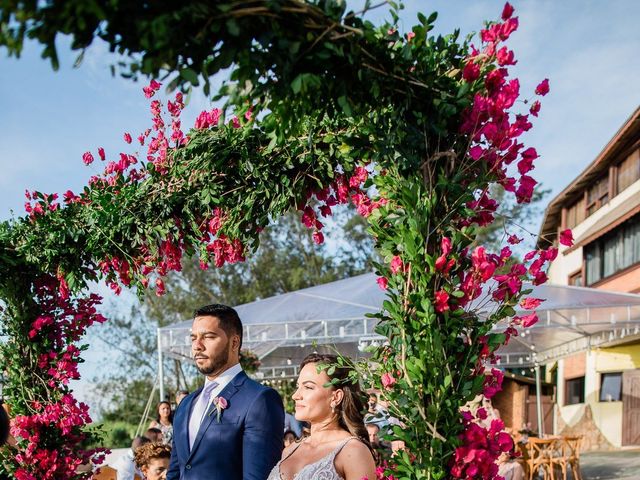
left=209, top=396, right=228, bottom=423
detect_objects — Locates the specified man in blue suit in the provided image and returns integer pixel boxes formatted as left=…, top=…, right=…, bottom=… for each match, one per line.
left=167, top=304, right=284, bottom=480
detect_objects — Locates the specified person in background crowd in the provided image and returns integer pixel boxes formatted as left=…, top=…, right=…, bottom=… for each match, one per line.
left=497, top=447, right=525, bottom=480
left=365, top=423, right=382, bottom=449
left=267, top=353, right=376, bottom=480
left=365, top=422, right=393, bottom=463
left=0, top=405, right=10, bottom=480
left=145, top=427, right=163, bottom=443
left=284, top=410, right=303, bottom=438
left=0, top=405, right=9, bottom=447
left=283, top=430, right=298, bottom=448
left=175, top=390, right=189, bottom=408
left=149, top=401, right=173, bottom=445
left=134, top=442, right=171, bottom=480
left=112, top=435, right=151, bottom=480
left=364, top=392, right=389, bottom=431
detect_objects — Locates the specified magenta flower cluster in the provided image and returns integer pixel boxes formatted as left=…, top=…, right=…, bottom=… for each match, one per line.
left=7, top=275, right=107, bottom=479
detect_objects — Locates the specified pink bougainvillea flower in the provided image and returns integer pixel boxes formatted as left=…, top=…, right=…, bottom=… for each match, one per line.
left=530, top=100, right=541, bottom=117
left=155, top=278, right=165, bottom=296
left=441, top=236, right=452, bottom=256
left=462, top=61, right=480, bottom=82
left=390, top=255, right=403, bottom=274
left=124, top=132, right=132, bottom=144
left=535, top=78, right=550, bottom=96
left=520, top=298, right=544, bottom=310
left=502, top=2, right=515, bottom=20
left=514, top=312, right=538, bottom=328
left=500, top=17, right=519, bottom=40
left=406, top=31, right=416, bottom=42
left=376, top=277, right=388, bottom=290
left=496, top=46, right=516, bottom=66
left=194, top=110, right=210, bottom=129
left=231, top=116, right=241, bottom=129
left=515, top=174, right=538, bottom=203
left=381, top=372, right=397, bottom=390
left=301, top=206, right=316, bottom=228
left=559, top=229, right=574, bottom=247
left=517, top=147, right=538, bottom=175
left=507, top=234, right=522, bottom=245
left=98, top=147, right=106, bottom=161
left=468, top=145, right=484, bottom=160
left=82, top=151, right=94, bottom=165
left=435, top=290, right=450, bottom=313
left=143, top=79, right=162, bottom=98
left=312, top=231, right=324, bottom=245
left=349, top=165, right=369, bottom=188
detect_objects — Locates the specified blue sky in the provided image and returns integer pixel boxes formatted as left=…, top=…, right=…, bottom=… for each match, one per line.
left=1, top=0, right=639, bottom=409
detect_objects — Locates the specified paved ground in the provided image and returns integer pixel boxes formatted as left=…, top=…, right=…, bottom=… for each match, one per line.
left=581, top=450, right=640, bottom=480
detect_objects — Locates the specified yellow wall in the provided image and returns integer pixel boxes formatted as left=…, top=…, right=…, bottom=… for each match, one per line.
left=596, top=344, right=640, bottom=371
left=556, top=345, right=640, bottom=447
left=591, top=401, right=623, bottom=446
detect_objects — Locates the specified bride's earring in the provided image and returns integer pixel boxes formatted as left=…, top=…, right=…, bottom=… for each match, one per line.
left=331, top=404, right=335, bottom=413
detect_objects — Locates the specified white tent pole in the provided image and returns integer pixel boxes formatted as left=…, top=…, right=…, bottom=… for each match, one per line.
left=136, top=378, right=158, bottom=437
left=535, top=364, right=544, bottom=437
left=157, top=327, right=165, bottom=402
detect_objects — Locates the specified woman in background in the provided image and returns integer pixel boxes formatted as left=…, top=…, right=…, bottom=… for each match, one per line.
left=149, top=401, right=173, bottom=445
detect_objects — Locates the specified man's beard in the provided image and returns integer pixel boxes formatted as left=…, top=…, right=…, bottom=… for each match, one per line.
left=196, top=345, right=230, bottom=375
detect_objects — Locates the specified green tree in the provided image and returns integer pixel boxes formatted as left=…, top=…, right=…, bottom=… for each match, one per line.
left=93, top=207, right=374, bottom=423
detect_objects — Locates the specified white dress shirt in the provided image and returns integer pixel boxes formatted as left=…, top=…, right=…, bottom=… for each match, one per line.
left=188, top=363, right=243, bottom=449
left=112, top=448, right=143, bottom=480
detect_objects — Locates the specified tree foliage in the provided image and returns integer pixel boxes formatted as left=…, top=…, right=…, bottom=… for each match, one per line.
left=94, top=208, right=373, bottom=426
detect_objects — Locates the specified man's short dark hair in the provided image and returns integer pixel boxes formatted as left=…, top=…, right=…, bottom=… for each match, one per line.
left=145, top=427, right=163, bottom=442
left=194, top=304, right=243, bottom=350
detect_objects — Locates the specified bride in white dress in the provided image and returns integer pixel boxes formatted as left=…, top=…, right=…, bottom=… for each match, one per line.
left=267, top=353, right=377, bottom=480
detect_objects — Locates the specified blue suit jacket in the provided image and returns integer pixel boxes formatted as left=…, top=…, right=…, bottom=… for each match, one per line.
left=167, top=371, right=284, bottom=480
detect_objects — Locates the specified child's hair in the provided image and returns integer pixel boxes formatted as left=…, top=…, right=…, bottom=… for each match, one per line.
left=133, top=442, right=172, bottom=469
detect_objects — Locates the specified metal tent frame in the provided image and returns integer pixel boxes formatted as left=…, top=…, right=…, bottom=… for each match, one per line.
left=157, top=272, right=640, bottom=434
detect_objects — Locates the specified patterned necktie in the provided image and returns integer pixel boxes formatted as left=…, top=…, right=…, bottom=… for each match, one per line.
left=189, top=381, right=218, bottom=449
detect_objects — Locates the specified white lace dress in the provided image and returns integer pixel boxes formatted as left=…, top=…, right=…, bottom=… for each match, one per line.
left=267, top=437, right=357, bottom=480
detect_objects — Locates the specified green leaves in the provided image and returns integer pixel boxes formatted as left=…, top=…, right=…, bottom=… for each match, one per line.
left=290, top=73, right=322, bottom=95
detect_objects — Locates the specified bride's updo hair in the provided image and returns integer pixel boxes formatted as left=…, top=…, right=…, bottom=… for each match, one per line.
left=300, top=353, right=372, bottom=450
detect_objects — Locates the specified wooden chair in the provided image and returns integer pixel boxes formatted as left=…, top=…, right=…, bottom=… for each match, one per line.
left=547, top=437, right=566, bottom=480
left=559, top=436, right=582, bottom=480
left=519, top=438, right=556, bottom=480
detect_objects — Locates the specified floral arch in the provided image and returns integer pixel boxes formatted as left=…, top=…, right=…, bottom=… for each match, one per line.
left=0, top=2, right=561, bottom=479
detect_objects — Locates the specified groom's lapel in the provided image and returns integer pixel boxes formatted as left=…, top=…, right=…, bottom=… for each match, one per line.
left=188, top=372, right=246, bottom=460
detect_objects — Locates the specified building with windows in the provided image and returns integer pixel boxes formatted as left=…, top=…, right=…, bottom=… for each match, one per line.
left=538, top=106, right=640, bottom=448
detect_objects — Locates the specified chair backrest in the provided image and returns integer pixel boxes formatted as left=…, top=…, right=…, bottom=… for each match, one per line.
left=526, top=437, right=555, bottom=463
left=562, top=436, right=582, bottom=460
left=92, top=466, right=117, bottom=480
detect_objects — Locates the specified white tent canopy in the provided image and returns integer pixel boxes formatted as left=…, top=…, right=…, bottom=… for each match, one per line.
left=158, top=273, right=640, bottom=432
left=157, top=272, right=640, bottom=398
